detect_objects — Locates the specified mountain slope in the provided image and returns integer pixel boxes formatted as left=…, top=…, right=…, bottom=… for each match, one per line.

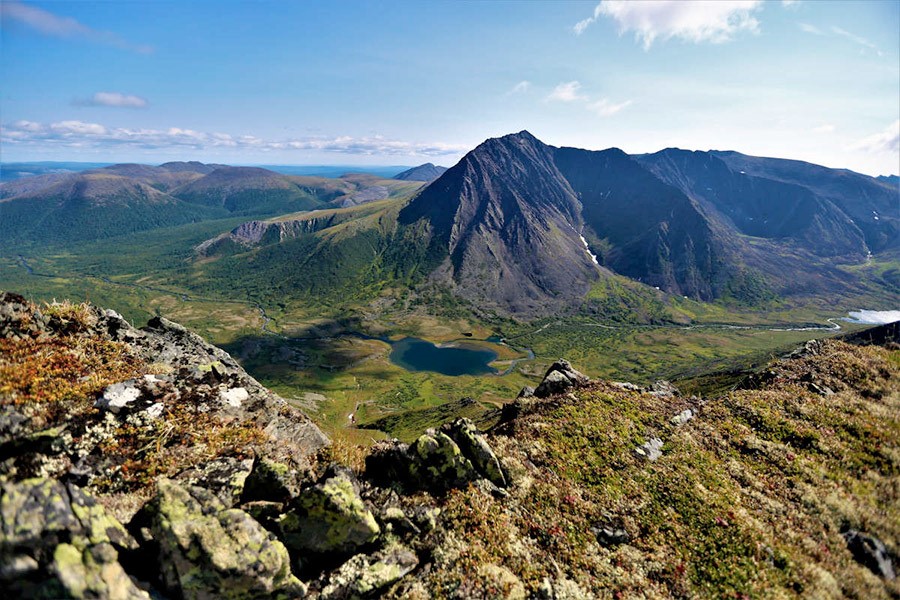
left=708, top=151, right=899, bottom=254
left=554, top=146, right=728, bottom=300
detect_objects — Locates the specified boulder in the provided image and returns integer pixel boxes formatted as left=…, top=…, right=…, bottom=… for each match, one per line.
left=0, top=478, right=146, bottom=598
left=843, top=529, right=896, bottom=580
left=150, top=478, right=304, bottom=599
left=277, top=470, right=380, bottom=556
left=242, top=457, right=301, bottom=503
left=534, top=371, right=574, bottom=398
left=441, top=418, right=506, bottom=488
left=407, top=431, right=481, bottom=492
left=534, top=359, right=589, bottom=398
left=318, top=544, right=418, bottom=599
left=174, top=456, right=255, bottom=507
left=50, top=542, right=146, bottom=599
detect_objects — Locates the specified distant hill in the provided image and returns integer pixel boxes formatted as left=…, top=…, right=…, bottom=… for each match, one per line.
left=0, top=172, right=225, bottom=246
left=0, top=161, right=111, bottom=183
left=393, top=163, right=448, bottom=182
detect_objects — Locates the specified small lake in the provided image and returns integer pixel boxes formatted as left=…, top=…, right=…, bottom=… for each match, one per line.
left=388, top=337, right=498, bottom=376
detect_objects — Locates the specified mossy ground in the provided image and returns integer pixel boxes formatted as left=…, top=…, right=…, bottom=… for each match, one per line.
left=0, top=298, right=267, bottom=496
left=384, top=340, right=899, bottom=598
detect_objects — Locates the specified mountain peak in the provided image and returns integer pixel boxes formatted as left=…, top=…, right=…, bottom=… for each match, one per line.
left=394, top=163, right=447, bottom=182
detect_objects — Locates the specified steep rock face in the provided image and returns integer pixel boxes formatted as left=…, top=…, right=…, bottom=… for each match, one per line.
left=637, top=149, right=868, bottom=258
left=555, top=146, right=726, bottom=300
left=710, top=151, right=899, bottom=253
left=400, top=131, right=601, bottom=315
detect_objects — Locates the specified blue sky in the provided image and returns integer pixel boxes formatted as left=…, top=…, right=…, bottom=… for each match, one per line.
left=1, top=0, right=898, bottom=175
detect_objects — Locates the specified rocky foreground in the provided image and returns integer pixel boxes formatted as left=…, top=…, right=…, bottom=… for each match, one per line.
left=1, top=292, right=898, bottom=598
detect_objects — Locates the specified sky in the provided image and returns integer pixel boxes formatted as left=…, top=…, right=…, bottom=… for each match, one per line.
left=1, top=0, right=898, bottom=175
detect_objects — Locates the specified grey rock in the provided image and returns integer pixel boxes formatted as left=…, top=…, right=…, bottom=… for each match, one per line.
left=634, top=438, right=663, bottom=462
left=150, top=478, right=305, bottom=599
left=593, top=526, right=631, bottom=547
left=534, top=370, right=575, bottom=398
left=318, top=544, right=418, bottom=599
left=649, top=380, right=679, bottom=397
left=843, top=529, right=896, bottom=580
left=517, top=386, right=535, bottom=399
left=671, top=409, right=694, bottom=425
left=534, top=359, right=589, bottom=398
left=441, top=418, right=506, bottom=488
left=174, top=456, right=255, bottom=507
left=278, top=470, right=380, bottom=556
left=807, top=382, right=835, bottom=396
left=612, top=382, right=644, bottom=393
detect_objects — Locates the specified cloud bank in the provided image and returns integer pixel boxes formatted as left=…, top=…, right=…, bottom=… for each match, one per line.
left=1, top=120, right=468, bottom=157
left=575, top=0, right=762, bottom=49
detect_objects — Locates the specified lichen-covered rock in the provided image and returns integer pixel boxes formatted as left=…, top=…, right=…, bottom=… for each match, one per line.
left=95, top=374, right=177, bottom=415
left=0, top=478, right=145, bottom=598
left=318, top=544, right=418, bottom=599
left=242, top=457, right=300, bottom=503
left=150, top=478, right=304, bottom=599
left=278, top=470, right=380, bottom=556
left=174, top=456, right=254, bottom=507
left=441, top=418, right=506, bottom=488
left=50, top=541, right=148, bottom=599
left=408, top=431, right=480, bottom=492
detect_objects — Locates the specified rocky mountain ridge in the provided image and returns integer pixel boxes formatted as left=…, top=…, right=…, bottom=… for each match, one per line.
left=1, top=292, right=897, bottom=598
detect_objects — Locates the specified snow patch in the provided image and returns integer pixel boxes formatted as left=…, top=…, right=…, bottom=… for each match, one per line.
left=845, top=310, right=900, bottom=324
left=579, top=234, right=600, bottom=266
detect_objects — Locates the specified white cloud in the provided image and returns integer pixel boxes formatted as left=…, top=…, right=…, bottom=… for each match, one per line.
left=811, top=124, right=835, bottom=134
left=781, top=0, right=799, bottom=7
left=547, top=81, right=586, bottom=102
left=76, top=92, right=149, bottom=108
left=0, top=119, right=468, bottom=157
left=799, top=23, right=823, bottom=35
left=588, top=98, right=633, bottom=117
left=831, top=26, right=881, bottom=55
left=0, top=1, right=153, bottom=54
left=575, top=0, right=762, bottom=49
left=50, top=120, right=108, bottom=135
left=849, top=120, right=900, bottom=154
left=508, top=81, right=531, bottom=95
